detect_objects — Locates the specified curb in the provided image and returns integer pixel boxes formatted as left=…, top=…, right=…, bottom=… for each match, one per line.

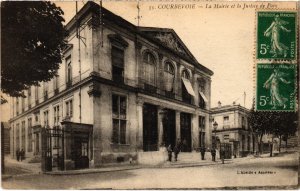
left=44, top=166, right=143, bottom=176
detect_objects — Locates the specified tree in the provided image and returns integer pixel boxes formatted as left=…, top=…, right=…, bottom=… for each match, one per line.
left=248, top=108, right=275, bottom=154
left=1, top=1, right=67, bottom=97
left=249, top=100, right=298, bottom=155
left=274, top=112, right=298, bottom=152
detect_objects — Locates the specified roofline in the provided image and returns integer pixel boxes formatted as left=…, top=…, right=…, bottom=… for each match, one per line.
left=64, top=2, right=213, bottom=76
left=211, top=105, right=250, bottom=114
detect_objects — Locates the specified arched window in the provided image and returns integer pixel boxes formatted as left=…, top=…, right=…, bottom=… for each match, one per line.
left=164, top=61, right=175, bottom=92
left=182, top=70, right=190, bottom=80
left=164, top=62, right=175, bottom=74
left=143, top=52, right=156, bottom=85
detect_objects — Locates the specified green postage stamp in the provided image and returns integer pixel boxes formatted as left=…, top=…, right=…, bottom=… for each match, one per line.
left=256, top=64, right=296, bottom=111
left=256, top=12, right=297, bottom=60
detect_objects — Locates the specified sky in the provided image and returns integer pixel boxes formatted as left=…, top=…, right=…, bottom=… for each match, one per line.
left=1, top=1, right=297, bottom=122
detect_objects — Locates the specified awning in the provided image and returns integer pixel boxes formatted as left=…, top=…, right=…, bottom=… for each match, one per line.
left=199, top=91, right=208, bottom=103
left=181, top=78, right=196, bottom=97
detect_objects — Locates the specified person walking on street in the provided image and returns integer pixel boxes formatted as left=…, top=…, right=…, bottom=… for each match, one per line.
left=173, top=139, right=182, bottom=162
left=211, top=148, right=216, bottom=162
left=167, top=144, right=172, bottom=162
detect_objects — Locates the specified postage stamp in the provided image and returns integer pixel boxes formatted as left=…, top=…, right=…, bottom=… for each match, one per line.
left=256, top=63, right=297, bottom=111
left=256, top=11, right=297, bottom=61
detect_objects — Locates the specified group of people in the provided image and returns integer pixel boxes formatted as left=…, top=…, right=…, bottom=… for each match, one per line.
left=16, top=149, right=25, bottom=161
left=166, top=139, right=182, bottom=162
left=163, top=139, right=226, bottom=163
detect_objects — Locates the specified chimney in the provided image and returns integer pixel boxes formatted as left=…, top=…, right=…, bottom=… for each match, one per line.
left=218, top=101, right=222, bottom=108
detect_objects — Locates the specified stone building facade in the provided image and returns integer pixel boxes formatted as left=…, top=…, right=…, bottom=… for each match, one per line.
left=9, top=2, right=213, bottom=170
left=211, top=103, right=258, bottom=157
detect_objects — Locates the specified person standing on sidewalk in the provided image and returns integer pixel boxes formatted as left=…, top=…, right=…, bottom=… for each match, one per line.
left=173, top=139, right=182, bottom=162
left=167, top=144, right=172, bottom=162
left=20, top=149, right=25, bottom=161
left=211, top=148, right=216, bottom=162
left=200, top=147, right=206, bottom=160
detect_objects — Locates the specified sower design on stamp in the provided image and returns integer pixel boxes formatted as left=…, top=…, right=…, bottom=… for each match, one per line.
left=256, top=12, right=297, bottom=60
left=256, top=64, right=296, bottom=111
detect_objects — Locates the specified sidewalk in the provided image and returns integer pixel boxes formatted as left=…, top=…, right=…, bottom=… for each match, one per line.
left=45, top=160, right=226, bottom=175
left=2, top=154, right=254, bottom=177
left=2, top=156, right=42, bottom=180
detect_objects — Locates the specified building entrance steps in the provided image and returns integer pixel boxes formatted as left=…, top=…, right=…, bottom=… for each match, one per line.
left=157, top=152, right=230, bottom=168
left=138, top=150, right=227, bottom=167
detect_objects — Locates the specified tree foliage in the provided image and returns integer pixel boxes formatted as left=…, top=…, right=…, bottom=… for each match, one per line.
left=1, top=1, right=67, bottom=97
left=249, top=100, right=298, bottom=152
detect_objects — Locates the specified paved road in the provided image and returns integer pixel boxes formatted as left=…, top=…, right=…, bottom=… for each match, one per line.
left=2, top=152, right=298, bottom=189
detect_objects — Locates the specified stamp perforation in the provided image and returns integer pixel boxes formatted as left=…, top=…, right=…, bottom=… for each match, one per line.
left=254, top=9, right=298, bottom=63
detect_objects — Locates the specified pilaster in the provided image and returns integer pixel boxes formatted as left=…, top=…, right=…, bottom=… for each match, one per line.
left=136, top=98, right=144, bottom=151
left=175, top=111, right=181, bottom=140
left=157, top=106, right=164, bottom=147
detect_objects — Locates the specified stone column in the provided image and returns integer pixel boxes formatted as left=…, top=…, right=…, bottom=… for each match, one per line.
left=205, top=114, right=212, bottom=149
left=136, top=98, right=144, bottom=151
left=175, top=111, right=181, bottom=140
left=191, top=113, right=198, bottom=150
left=157, top=106, right=164, bottom=147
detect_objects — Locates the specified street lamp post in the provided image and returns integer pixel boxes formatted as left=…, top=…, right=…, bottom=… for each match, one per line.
left=213, top=121, right=218, bottom=149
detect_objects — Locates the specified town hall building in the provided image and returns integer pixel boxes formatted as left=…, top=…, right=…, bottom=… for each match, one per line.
left=9, top=2, right=213, bottom=171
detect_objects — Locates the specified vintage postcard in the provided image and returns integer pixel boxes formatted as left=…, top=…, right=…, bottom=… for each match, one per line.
left=1, top=0, right=299, bottom=190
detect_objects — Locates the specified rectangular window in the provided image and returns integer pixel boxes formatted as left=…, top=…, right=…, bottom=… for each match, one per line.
left=53, top=76, right=59, bottom=94
left=223, top=116, right=230, bottom=128
left=112, top=94, right=127, bottom=144
left=43, top=110, right=49, bottom=127
left=28, top=88, right=31, bottom=108
left=66, top=56, right=72, bottom=85
left=16, top=123, right=20, bottom=150
left=21, top=121, right=26, bottom=150
left=35, top=112, right=39, bottom=123
left=111, top=46, right=124, bottom=83
left=21, top=97, right=25, bottom=112
left=242, top=116, right=246, bottom=129
left=198, top=116, right=205, bottom=148
left=43, top=82, right=48, bottom=100
left=27, top=118, right=32, bottom=152
left=16, top=98, right=19, bottom=115
left=53, top=105, right=60, bottom=126
left=35, top=86, right=39, bottom=104
left=65, top=99, right=73, bottom=117
left=224, top=134, right=229, bottom=142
